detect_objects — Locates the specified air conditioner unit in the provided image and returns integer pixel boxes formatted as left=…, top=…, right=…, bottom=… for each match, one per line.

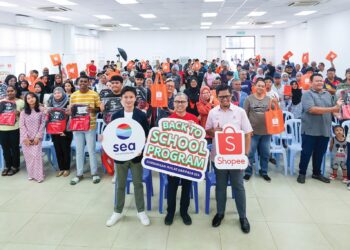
left=15, top=14, right=34, bottom=26
left=288, top=1, right=320, bottom=7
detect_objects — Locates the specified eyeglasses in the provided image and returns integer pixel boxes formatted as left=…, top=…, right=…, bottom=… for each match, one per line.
left=218, top=95, right=231, bottom=100
left=174, top=100, right=187, bottom=104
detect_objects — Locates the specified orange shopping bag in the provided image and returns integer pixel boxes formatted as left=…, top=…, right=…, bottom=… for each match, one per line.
left=265, top=99, right=284, bottom=134
left=217, top=126, right=243, bottom=155
left=151, top=73, right=168, bottom=107
left=66, top=63, right=79, bottom=79
left=283, top=51, right=293, bottom=61
left=50, top=54, right=61, bottom=66
left=326, top=51, right=337, bottom=61
left=126, top=61, right=134, bottom=70
left=302, top=52, right=309, bottom=64
left=283, top=85, right=292, bottom=96
left=162, top=63, right=170, bottom=73
left=300, top=73, right=311, bottom=90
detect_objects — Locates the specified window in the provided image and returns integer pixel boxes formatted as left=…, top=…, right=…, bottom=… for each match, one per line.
left=225, top=36, right=255, bottom=65
left=74, top=35, right=99, bottom=70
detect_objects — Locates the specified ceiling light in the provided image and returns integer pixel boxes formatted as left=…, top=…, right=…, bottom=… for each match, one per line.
left=160, top=27, right=170, bottom=30
left=115, top=0, right=138, bottom=4
left=236, top=21, right=249, bottom=25
left=130, top=27, right=140, bottom=30
left=247, top=11, right=266, bottom=17
left=271, top=21, right=286, bottom=25
left=201, top=22, right=212, bottom=25
left=295, top=10, right=317, bottom=16
left=47, top=0, right=77, bottom=5
left=0, top=1, right=17, bottom=7
left=48, top=16, right=71, bottom=21
left=262, top=25, right=272, bottom=28
left=85, top=24, right=100, bottom=28
left=100, top=28, right=113, bottom=31
left=202, top=12, right=217, bottom=17
left=204, top=0, right=224, bottom=2
left=119, top=23, right=132, bottom=27
left=231, top=26, right=240, bottom=29
left=140, top=14, right=156, bottom=18
left=200, top=26, right=210, bottom=29
left=94, top=14, right=113, bottom=19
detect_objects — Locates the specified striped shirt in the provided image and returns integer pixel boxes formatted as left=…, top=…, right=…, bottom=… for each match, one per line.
left=70, top=90, right=101, bottom=130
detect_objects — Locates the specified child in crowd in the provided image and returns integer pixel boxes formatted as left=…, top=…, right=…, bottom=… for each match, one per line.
left=329, top=125, right=348, bottom=183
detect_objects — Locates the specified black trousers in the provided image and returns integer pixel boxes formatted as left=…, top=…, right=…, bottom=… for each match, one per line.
left=0, top=129, right=20, bottom=170
left=51, top=132, right=73, bottom=171
left=166, top=175, right=192, bottom=216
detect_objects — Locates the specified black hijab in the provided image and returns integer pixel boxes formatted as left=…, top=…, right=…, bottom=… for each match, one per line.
left=291, top=81, right=302, bottom=105
left=35, top=81, right=46, bottom=104
left=184, top=77, right=200, bottom=103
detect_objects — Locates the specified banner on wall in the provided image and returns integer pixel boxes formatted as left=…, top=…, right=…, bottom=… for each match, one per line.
left=142, top=118, right=209, bottom=182
left=0, top=56, right=15, bottom=82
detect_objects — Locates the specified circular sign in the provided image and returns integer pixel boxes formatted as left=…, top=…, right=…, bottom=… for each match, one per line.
left=102, top=118, right=146, bottom=161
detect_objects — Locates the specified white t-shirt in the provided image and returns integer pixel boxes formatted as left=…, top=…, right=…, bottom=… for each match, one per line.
left=124, top=111, right=133, bottom=119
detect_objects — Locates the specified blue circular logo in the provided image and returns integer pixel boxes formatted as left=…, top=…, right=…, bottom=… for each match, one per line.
left=116, top=123, right=132, bottom=140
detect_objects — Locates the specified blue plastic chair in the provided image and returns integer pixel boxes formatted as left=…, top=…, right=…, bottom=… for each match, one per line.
left=270, top=134, right=289, bottom=175
left=42, top=132, right=58, bottom=171
left=321, top=122, right=337, bottom=176
left=158, top=173, right=199, bottom=214
left=285, top=119, right=302, bottom=175
left=126, top=168, right=153, bottom=211
left=0, top=146, right=4, bottom=171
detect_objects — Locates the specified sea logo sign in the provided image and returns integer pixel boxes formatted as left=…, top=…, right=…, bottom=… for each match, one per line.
left=102, top=118, right=145, bottom=161
left=142, top=118, right=209, bottom=182
left=214, top=124, right=248, bottom=170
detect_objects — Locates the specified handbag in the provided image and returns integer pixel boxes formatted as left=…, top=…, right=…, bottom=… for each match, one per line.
left=265, top=99, right=285, bottom=134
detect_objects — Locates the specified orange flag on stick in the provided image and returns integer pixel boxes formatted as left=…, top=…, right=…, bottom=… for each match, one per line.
left=302, top=52, right=309, bottom=64
left=283, top=51, right=293, bottom=60
left=66, top=63, right=79, bottom=79
left=162, top=63, right=170, bottom=73
left=50, top=54, right=61, bottom=66
left=326, top=51, right=337, bottom=62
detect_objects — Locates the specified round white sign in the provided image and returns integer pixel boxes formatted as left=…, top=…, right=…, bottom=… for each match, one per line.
left=102, top=118, right=146, bottom=161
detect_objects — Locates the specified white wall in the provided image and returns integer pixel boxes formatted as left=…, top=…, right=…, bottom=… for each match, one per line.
left=280, top=9, right=350, bottom=76
left=99, top=29, right=284, bottom=65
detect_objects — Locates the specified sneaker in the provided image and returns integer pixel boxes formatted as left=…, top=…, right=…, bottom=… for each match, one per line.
left=92, top=175, right=101, bottom=184
left=164, top=213, right=174, bottom=226
left=243, top=174, right=251, bottom=181
left=343, top=177, right=349, bottom=184
left=312, top=174, right=330, bottom=183
left=106, top=212, right=123, bottom=227
left=262, top=175, right=271, bottom=182
left=70, top=176, right=83, bottom=185
left=137, top=211, right=150, bottom=226
left=297, top=174, right=305, bottom=184
left=329, top=174, right=337, bottom=180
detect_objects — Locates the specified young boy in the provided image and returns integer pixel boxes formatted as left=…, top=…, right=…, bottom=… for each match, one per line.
left=329, top=125, right=348, bottom=183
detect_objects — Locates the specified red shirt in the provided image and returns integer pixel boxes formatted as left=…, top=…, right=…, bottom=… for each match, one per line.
left=169, top=112, right=199, bottom=124
left=88, top=64, right=97, bottom=77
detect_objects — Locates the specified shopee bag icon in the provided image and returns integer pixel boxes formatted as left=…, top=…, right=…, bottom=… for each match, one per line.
left=217, top=126, right=243, bottom=155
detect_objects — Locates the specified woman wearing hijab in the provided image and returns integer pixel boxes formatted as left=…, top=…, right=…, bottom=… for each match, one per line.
left=47, top=87, right=73, bottom=177
left=288, top=80, right=302, bottom=119
left=184, top=77, right=200, bottom=117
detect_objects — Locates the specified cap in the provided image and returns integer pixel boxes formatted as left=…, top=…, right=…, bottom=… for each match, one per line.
left=227, top=71, right=234, bottom=76
left=273, top=72, right=281, bottom=79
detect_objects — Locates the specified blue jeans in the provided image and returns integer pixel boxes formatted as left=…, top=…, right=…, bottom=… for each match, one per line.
left=298, top=134, right=329, bottom=176
left=73, top=130, right=98, bottom=176
left=246, top=134, right=271, bottom=176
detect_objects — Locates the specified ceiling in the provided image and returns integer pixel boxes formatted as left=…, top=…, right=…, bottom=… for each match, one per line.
left=1, top=0, right=350, bottom=31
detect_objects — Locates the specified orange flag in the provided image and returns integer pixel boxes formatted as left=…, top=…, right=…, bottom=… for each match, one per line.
left=50, top=54, right=61, bottom=66
left=192, top=62, right=201, bottom=71
left=302, top=52, right=309, bottom=64
left=283, top=51, right=293, bottom=60
left=162, top=63, right=170, bottom=73
left=326, top=51, right=337, bottom=62
left=66, top=63, right=79, bottom=79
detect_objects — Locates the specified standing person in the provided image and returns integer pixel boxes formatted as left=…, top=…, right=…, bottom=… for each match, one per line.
left=297, top=73, right=343, bottom=184
left=164, top=92, right=199, bottom=226
left=231, top=80, right=248, bottom=108
left=289, top=80, right=303, bottom=119
left=87, top=60, right=97, bottom=78
left=47, top=87, right=72, bottom=177
left=203, top=66, right=215, bottom=88
left=324, top=68, right=342, bottom=96
left=243, top=79, right=273, bottom=182
left=106, top=86, right=150, bottom=227
left=205, top=84, right=252, bottom=233
left=197, top=86, right=215, bottom=144
left=0, top=86, right=24, bottom=176
left=69, top=75, right=101, bottom=185
left=184, top=77, right=200, bottom=117
left=19, top=92, right=45, bottom=183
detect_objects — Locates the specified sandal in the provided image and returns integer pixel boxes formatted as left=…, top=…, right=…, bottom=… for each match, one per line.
left=70, top=175, right=83, bottom=185
left=7, top=168, right=19, bottom=176
left=1, top=168, right=9, bottom=176
left=56, top=171, right=64, bottom=177
left=63, top=170, right=70, bottom=177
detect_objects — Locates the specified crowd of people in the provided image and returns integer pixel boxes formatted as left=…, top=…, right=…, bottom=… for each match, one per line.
left=0, top=55, right=349, bottom=233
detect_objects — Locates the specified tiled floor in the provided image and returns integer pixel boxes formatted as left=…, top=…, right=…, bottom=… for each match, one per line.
left=0, top=159, right=350, bottom=250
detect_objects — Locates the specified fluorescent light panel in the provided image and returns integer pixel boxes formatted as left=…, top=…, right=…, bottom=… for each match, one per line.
left=0, top=1, right=17, bottom=7
left=202, top=12, right=217, bottom=17
left=130, top=27, right=140, bottom=30
left=48, top=16, right=71, bottom=21
left=94, top=14, right=113, bottom=19
left=85, top=24, right=100, bottom=28
left=295, top=10, right=317, bottom=16
left=115, top=0, right=138, bottom=4
left=160, top=27, right=170, bottom=30
left=262, top=25, right=272, bottom=28
left=201, top=22, right=212, bottom=25
left=204, top=0, right=224, bottom=2
left=140, top=14, right=156, bottom=18
left=47, top=0, right=77, bottom=5
left=231, top=26, right=240, bottom=29
left=200, top=26, right=210, bottom=29
left=236, top=21, right=249, bottom=25
left=247, top=11, right=266, bottom=17
left=100, top=28, right=113, bottom=31
left=271, top=20, right=286, bottom=25
left=119, top=23, right=132, bottom=27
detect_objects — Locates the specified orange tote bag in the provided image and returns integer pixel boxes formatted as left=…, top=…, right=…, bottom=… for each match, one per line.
left=265, top=99, right=284, bottom=134
left=151, top=73, right=168, bottom=107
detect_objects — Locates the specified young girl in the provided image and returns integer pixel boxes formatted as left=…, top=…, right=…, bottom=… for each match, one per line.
left=329, top=125, right=348, bottom=183
left=0, top=86, right=24, bottom=176
left=19, top=92, right=45, bottom=183
left=34, top=81, right=47, bottom=105
left=47, top=87, right=72, bottom=177
left=64, top=80, right=75, bottom=97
